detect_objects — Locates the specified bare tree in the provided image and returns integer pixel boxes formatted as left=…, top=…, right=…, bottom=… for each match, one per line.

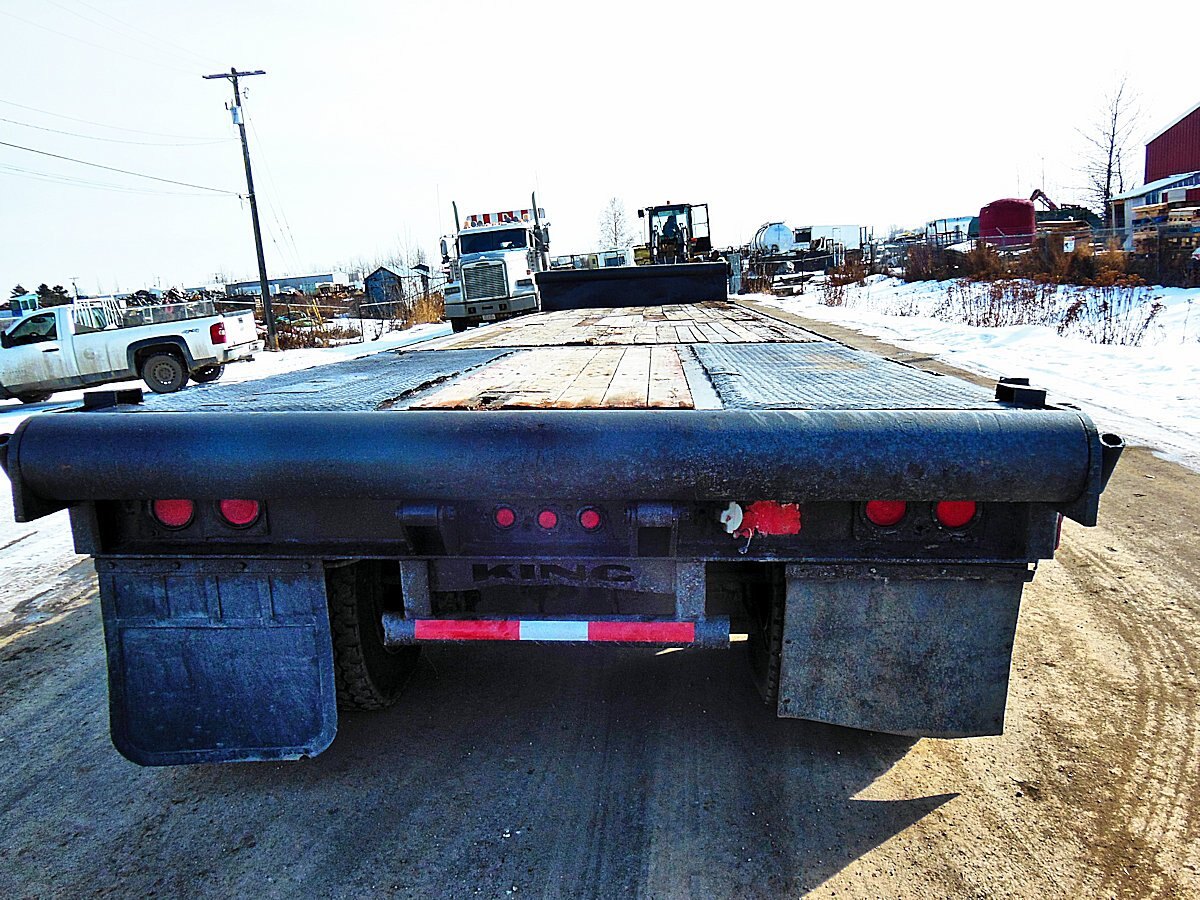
left=598, top=196, right=631, bottom=249
left=1080, top=78, right=1142, bottom=225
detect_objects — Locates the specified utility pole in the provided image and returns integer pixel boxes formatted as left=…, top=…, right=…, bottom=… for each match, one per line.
left=203, top=67, right=277, bottom=350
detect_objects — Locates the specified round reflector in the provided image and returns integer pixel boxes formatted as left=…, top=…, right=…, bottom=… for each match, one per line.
left=579, top=508, right=602, bottom=531
left=864, top=500, right=906, bottom=527
left=936, top=500, right=977, bottom=528
left=218, top=499, right=260, bottom=527
left=152, top=499, right=194, bottom=529
left=537, top=509, right=558, bottom=530
left=494, top=506, right=516, bottom=529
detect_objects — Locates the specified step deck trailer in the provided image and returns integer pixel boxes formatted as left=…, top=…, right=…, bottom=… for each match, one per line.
left=0, top=300, right=1123, bottom=765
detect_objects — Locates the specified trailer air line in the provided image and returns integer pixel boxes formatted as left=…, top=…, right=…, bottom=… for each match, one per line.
left=202, top=67, right=278, bottom=351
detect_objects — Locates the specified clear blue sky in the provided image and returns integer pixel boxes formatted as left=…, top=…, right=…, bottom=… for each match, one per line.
left=1, top=0, right=1194, bottom=294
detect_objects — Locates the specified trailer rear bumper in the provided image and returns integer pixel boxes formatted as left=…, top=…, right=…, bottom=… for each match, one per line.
left=1, top=408, right=1120, bottom=526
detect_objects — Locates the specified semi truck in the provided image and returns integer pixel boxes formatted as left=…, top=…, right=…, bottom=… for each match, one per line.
left=441, top=203, right=550, bottom=332
left=0, top=297, right=1122, bottom=765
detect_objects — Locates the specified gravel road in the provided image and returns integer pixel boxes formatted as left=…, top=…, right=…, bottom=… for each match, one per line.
left=1, top=317, right=1197, bottom=899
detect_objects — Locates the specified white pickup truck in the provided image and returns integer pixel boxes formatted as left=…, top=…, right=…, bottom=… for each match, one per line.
left=0, top=300, right=257, bottom=403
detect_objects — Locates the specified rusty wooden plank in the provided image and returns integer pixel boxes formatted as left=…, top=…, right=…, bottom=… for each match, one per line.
left=502, top=347, right=601, bottom=407
left=555, top=347, right=626, bottom=407
left=411, top=353, right=535, bottom=408
left=648, top=346, right=694, bottom=408
left=601, top=346, right=652, bottom=407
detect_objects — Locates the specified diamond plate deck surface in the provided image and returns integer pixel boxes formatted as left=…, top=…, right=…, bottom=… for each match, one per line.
left=695, top=343, right=997, bottom=410
left=139, top=349, right=512, bottom=412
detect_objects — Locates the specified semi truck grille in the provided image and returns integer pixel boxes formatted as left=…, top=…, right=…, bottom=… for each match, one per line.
left=463, top=263, right=508, bottom=301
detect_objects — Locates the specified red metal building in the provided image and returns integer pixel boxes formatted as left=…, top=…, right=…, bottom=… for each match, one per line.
left=1145, top=101, right=1200, bottom=183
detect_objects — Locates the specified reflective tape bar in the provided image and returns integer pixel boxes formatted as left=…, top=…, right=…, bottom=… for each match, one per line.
left=382, top=614, right=730, bottom=648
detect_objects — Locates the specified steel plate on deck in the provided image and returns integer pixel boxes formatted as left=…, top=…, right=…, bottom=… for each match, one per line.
left=696, top=343, right=996, bottom=410
left=139, top=349, right=512, bottom=412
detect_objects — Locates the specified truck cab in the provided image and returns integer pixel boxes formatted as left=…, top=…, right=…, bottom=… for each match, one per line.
left=443, top=207, right=550, bottom=332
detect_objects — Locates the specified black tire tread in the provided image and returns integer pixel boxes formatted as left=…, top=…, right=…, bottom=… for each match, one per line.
left=327, top=564, right=417, bottom=710
left=141, top=352, right=187, bottom=393
left=747, top=566, right=785, bottom=706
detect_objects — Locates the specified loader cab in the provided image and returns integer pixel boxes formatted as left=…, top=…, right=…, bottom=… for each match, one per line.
left=640, top=203, right=712, bottom=263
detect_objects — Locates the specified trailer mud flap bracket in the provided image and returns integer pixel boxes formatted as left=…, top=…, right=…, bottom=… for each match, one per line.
left=776, top=564, right=1030, bottom=738
left=96, top=557, right=336, bottom=766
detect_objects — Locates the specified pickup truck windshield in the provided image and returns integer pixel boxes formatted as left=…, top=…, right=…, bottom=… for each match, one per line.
left=460, top=228, right=527, bottom=255
left=6, top=311, right=58, bottom=345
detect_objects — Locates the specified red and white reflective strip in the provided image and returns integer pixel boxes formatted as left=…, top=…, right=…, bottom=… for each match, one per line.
left=412, top=619, right=696, bottom=643
left=464, top=208, right=543, bottom=228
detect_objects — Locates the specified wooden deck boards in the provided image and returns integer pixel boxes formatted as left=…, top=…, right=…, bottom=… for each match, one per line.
left=413, top=345, right=693, bottom=410
left=439, top=301, right=815, bottom=349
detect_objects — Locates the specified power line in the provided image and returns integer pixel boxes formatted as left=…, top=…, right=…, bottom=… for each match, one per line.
left=0, top=139, right=241, bottom=195
left=0, top=162, right=235, bottom=197
left=246, top=111, right=304, bottom=271
left=0, top=97, right=225, bottom=141
left=0, top=115, right=234, bottom=147
left=71, top=0, right=222, bottom=68
left=46, top=0, right=222, bottom=70
left=0, top=9, right=195, bottom=75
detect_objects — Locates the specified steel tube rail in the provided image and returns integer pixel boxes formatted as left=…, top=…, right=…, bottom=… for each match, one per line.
left=2, top=409, right=1115, bottom=524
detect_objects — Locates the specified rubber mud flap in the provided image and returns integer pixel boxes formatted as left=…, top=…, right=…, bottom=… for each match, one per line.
left=776, top=564, right=1029, bottom=737
left=97, top=558, right=337, bottom=765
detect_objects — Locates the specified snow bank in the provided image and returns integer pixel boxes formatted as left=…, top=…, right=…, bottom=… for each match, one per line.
left=762, top=276, right=1200, bottom=471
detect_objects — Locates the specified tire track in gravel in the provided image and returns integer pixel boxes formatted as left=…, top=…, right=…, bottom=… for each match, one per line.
left=1053, top=534, right=1200, bottom=898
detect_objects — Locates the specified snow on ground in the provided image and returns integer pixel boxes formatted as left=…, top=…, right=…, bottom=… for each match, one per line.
left=761, top=276, right=1200, bottom=471
left=0, top=322, right=449, bottom=628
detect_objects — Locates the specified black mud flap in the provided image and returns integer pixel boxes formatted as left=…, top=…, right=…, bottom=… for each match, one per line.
left=97, top=558, right=337, bottom=765
left=777, top=564, right=1030, bottom=737
left=535, top=262, right=728, bottom=311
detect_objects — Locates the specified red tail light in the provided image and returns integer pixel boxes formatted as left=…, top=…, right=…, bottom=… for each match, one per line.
left=152, top=499, right=194, bottom=528
left=493, top=506, right=516, bottom=529
left=210, top=321, right=227, bottom=344
left=537, top=509, right=558, bottom=530
left=218, top=499, right=260, bottom=527
left=864, top=500, right=906, bottom=527
left=935, top=501, right=977, bottom=528
left=578, top=508, right=602, bottom=531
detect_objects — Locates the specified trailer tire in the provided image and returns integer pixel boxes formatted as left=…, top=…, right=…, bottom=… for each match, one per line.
left=191, top=364, right=224, bottom=383
left=327, top=562, right=420, bottom=710
left=141, top=352, right=188, bottom=393
left=745, top=567, right=785, bottom=707
left=16, top=391, right=53, bottom=404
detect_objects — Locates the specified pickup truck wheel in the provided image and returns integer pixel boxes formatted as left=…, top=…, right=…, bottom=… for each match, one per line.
left=15, top=391, right=53, bottom=404
left=450, top=319, right=469, bottom=333
left=745, top=567, right=785, bottom=706
left=327, top=562, right=420, bottom=710
left=191, top=364, right=224, bottom=383
left=141, top=353, right=188, bottom=393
